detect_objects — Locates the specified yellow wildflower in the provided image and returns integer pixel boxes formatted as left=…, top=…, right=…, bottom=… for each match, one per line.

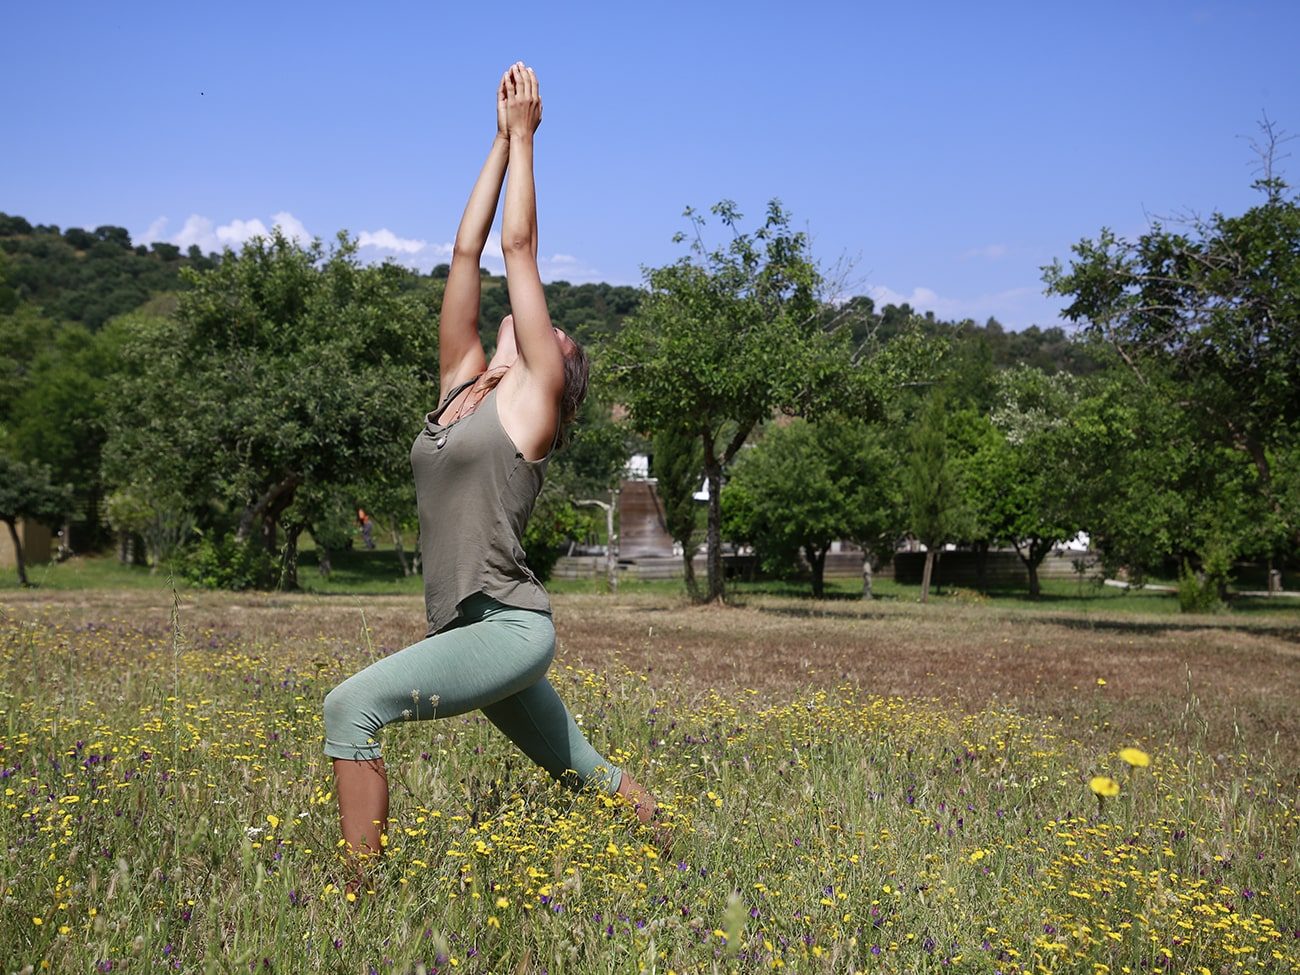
left=1090, top=776, right=1121, bottom=797
left=1118, top=748, right=1150, bottom=768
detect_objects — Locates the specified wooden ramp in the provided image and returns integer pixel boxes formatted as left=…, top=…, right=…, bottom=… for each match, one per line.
left=617, top=479, right=675, bottom=558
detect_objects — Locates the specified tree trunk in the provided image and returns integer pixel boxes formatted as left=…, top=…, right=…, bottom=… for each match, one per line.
left=861, top=551, right=874, bottom=600
left=807, top=545, right=827, bottom=599
left=318, top=546, right=333, bottom=578
left=919, top=548, right=935, bottom=603
left=5, top=519, right=29, bottom=587
left=1014, top=536, right=1050, bottom=599
left=279, top=524, right=301, bottom=591
left=117, top=529, right=130, bottom=565
left=237, top=476, right=300, bottom=546
left=702, top=438, right=724, bottom=604
left=391, top=518, right=410, bottom=576
left=681, top=546, right=699, bottom=599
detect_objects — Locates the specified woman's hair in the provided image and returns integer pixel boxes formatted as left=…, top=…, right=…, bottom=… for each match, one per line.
left=559, top=338, right=590, bottom=439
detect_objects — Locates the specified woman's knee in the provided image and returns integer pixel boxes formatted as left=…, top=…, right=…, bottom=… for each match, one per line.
left=323, top=679, right=369, bottom=739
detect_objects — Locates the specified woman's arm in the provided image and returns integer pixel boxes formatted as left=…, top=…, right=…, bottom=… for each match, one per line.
left=500, top=64, right=563, bottom=397
left=437, top=69, right=512, bottom=396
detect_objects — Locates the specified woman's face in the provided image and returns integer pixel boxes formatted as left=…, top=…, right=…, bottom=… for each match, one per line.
left=491, top=315, right=574, bottom=367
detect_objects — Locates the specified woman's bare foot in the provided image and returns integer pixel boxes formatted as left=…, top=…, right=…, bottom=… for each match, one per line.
left=617, top=771, right=657, bottom=824
left=617, top=772, right=674, bottom=853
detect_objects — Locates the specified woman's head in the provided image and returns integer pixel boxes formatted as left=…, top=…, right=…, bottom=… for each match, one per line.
left=486, top=315, right=589, bottom=435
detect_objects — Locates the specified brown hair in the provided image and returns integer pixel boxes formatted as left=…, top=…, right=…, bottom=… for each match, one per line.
left=559, top=338, right=590, bottom=440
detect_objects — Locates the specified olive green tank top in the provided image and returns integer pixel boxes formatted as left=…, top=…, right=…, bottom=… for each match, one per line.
left=410, top=378, right=553, bottom=636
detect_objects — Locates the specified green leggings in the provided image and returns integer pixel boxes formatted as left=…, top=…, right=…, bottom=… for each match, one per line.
left=322, top=593, right=622, bottom=794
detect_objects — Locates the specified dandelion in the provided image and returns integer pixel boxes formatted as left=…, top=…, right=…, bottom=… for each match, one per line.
left=1118, top=747, right=1150, bottom=768
left=1089, top=776, right=1120, bottom=797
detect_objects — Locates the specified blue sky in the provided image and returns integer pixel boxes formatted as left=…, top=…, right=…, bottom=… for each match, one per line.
left=6, top=2, right=1297, bottom=330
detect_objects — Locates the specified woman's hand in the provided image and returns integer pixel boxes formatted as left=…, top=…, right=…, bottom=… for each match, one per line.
left=504, top=62, right=542, bottom=138
left=496, top=67, right=510, bottom=141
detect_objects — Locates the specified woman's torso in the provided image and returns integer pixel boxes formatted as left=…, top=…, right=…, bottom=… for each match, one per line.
left=410, top=382, right=552, bottom=636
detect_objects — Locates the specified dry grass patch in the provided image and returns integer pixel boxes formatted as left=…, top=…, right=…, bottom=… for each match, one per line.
left=5, top=587, right=1298, bottom=775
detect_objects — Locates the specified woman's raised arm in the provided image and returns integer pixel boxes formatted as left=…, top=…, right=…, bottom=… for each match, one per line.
left=499, top=64, right=563, bottom=397
left=437, top=69, right=512, bottom=397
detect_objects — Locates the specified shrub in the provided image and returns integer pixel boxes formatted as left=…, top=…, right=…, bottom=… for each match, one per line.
left=177, top=535, right=278, bottom=591
left=1178, top=540, right=1232, bottom=614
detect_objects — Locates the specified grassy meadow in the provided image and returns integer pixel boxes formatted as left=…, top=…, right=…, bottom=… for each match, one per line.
left=1, top=584, right=1297, bottom=974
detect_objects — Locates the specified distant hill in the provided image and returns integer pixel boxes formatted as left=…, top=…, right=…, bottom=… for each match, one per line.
left=0, top=213, right=219, bottom=329
left=1, top=210, right=1095, bottom=374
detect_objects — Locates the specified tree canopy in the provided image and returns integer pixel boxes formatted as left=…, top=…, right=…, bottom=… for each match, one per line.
left=608, top=200, right=877, bottom=601
left=101, top=231, right=437, bottom=584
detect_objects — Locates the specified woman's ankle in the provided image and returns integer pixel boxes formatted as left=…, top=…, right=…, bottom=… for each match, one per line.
left=617, top=772, right=658, bottom=825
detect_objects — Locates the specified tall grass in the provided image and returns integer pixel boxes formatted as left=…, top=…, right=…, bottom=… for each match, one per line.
left=1, top=602, right=1295, bottom=974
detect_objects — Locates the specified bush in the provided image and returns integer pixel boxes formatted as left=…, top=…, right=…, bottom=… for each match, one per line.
left=177, top=535, right=278, bottom=591
left=1178, top=539, right=1232, bottom=614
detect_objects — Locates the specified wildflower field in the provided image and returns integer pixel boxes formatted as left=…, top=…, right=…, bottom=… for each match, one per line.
left=2, top=589, right=1297, bottom=975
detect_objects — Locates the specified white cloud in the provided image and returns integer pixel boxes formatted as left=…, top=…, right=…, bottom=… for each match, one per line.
left=272, top=211, right=310, bottom=245
left=867, top=282, right=1049, bottom=328
left=961, top=243, right=1008, bottom=261
left=355, top=231, right=455, bottom=274
left=142, top=211, right=311, bottom=254
left=139, top=216, right=169, bottom=245
left=538, top=252, right=604, bottom=283
left=216, top=218, right=269, bottom=247
left=357, top=228, right=429, bottom=254
left=133, top=211, right=609, bottom=284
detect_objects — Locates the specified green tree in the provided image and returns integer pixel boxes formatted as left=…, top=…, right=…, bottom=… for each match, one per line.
left=1065, top=370, right=1275, bottom=602
left=608, top=200, right=867, bottom=602
left=102, top=231, right=436, bottom=588
left=7, top=321, right=121, bottom=550
left=0, top=456, right=71, bottom=586
left=981, top=367, right=1087, bottom=597
left=103, top=485, right=193, bottom=568
left=946, top=408, right=1008, bottom=590
left=0, top=305, right=58, bottom=421
left=1046, top=127, right=1300, bottom=562
left=904, top=395, right=970, bottom=602
left=723, top=418, right=899, bottom=597
left=651, top=424, right=704, bottom=597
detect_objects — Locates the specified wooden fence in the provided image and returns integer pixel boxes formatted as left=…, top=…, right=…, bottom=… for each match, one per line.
left=552, top=548, right=1100, bottom=586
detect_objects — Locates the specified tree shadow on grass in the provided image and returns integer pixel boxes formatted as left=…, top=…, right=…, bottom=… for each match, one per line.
left=1042, top=613, right=1300, bottom=645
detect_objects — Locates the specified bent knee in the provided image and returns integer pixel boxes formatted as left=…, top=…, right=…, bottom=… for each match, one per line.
left=323, top=681, right=368, bottom=738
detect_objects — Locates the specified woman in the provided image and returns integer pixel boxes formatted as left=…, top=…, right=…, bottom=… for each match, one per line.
left=323, top=63, right=657, bottom=869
